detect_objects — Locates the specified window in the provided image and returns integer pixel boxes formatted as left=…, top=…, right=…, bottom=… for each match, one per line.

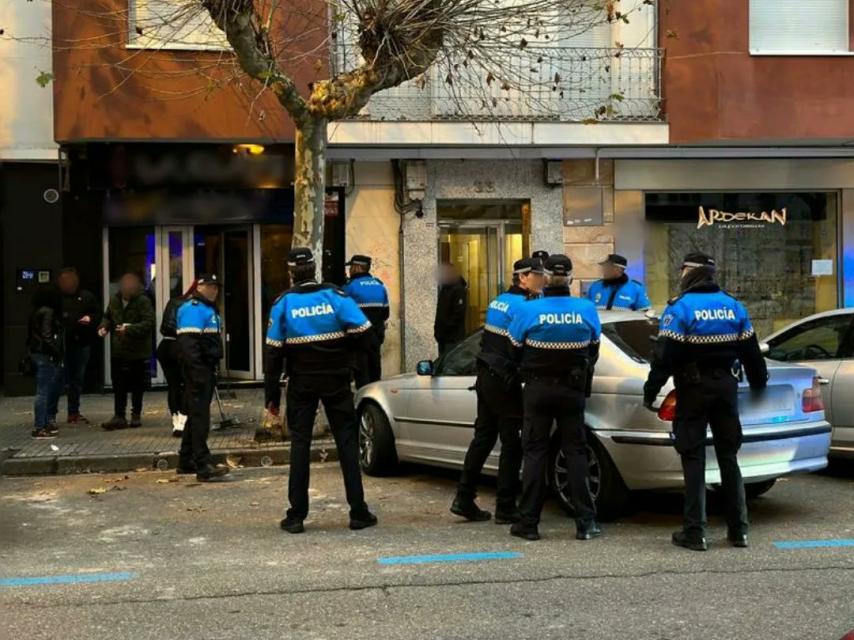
left=602, top=320, right=659, bottom=363
left=435, top=332, right=481, bottom=376
left=767, top=315, right=854, bottom=362
left=129, top=0, right=229, bottom=50
left=750, top=0, right=849, bottom=54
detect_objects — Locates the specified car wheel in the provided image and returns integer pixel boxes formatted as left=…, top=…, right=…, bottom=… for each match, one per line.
left=745, top=478, right=776, bottom=500
left=358, top=402, right=398, bottom=476
left=550, top=433, right=630, bottom=521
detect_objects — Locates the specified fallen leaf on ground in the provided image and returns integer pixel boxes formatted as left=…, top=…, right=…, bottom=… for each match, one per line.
left=155, top=479, right=171, bottom=484
left=87, top=488, right=107, bottom=495
left=225, top=456, right=242, bottom=469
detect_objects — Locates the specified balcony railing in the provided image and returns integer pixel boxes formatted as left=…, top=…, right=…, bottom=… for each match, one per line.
left=333, top=46, right=663, bottom=123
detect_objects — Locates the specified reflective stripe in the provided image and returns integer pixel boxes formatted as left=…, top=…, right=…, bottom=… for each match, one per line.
left=265, top=338, right=284, bottom=347
left=525, top=338, right=591, bottom=350
left=484, top=324, right=508, bottom=337
left=358, top=303, right=389, bottom=308
left=346, top=322, right=372, bottom=334
left=286, top=331, right=347, bottom=344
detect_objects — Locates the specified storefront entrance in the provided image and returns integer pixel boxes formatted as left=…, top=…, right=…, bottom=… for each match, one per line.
left=438, top=200, right=528, bottom=333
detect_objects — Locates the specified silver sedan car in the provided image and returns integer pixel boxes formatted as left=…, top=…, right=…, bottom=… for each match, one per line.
left=356, top=312, right=832, bottom=517
left=763, top=308, right=854, bottom=459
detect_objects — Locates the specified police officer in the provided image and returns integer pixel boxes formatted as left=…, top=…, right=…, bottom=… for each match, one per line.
left=450, top=257, right=545, bottom=524
left=587, top=253, right=650, bottom=311
left=175, top=274, right=229, bottom=482
left=343, top=254, right=390, bottom=387
left=643, top=252, right=767, bottom=551
left=507, top=255, right=602, bottom=541
left=265, top=248, right=377, bottom=534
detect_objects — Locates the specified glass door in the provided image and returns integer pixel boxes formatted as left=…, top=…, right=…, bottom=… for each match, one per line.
left=438, top=221, right=524, bottom=334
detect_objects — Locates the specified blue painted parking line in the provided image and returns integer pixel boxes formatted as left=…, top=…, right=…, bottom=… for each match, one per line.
left=0, top=571, right=138, bottom=587
left=773, top=539, right=854, bottom=550
left=378, top=551, right=522, bottom=565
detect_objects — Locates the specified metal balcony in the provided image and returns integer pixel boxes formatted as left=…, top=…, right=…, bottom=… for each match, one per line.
left=333, top=46, right=663, bottom=123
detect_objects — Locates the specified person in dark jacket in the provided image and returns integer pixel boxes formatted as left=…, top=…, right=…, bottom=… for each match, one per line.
left=98, top=272, right=155, bottom=430
left=28, top=285, right=65, bottom=439
left=644, top=252, right=767, bottom=551
left=157, top=281, right=197, bottom=438
left=57, top=268, right=101, bottom=424
left=176, top=274, right=230, bottom=482
left=434, top=263, right=468, bottom=356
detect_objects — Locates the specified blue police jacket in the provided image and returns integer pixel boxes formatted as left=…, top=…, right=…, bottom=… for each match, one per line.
left=587, top=276, right=650, bottom=311
left=478, top=285, right=530, bottom=373
left=264, top=281, right=371, bottom=392
left=644, top=282, right=768, bottom=402
left=343, top=272, right=390, bottom=341
left=175, top=295, right=223, bottom=367
left=507, top=286, right=601, bottom=376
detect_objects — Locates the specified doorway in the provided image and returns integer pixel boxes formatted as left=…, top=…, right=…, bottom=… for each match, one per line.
left=438, top=200, right=528, bottom=334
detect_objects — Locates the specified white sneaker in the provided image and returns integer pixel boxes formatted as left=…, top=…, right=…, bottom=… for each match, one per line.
left=177, top=413, right=188, bottom=428
left=171, top=413, right=185, bottom=436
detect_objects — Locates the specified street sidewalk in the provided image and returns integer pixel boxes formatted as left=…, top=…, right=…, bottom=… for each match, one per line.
left=0, top=388, right=335, bottom=475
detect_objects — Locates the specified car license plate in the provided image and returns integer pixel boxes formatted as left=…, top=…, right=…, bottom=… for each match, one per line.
left=739, top=387, right=793, bottom=417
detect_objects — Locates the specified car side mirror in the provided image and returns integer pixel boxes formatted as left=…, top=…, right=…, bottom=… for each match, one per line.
left=416, top=360, right=434, bottom=376
left=759, top=342, right=770, bottom=355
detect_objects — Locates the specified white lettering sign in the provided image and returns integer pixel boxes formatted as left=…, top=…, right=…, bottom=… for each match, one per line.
left=291, top=303, right=334, bottom=319
left=694, top=308, right=736, bottom=321
left=697, top=206, right=787, bottom=229
left=539, top=312, right=583, bottom=325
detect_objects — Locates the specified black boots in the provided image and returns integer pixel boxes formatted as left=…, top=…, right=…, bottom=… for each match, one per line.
left=349, top=510, right=379, bottom=530
left=450, top=495, right=492, bottom=522
left=576, top=520, right=603, bottom=540
left=727, top=529, right=749, bottom=548
left=509, top=522, right=540, bottom=541
left=196, top=463, right=230, bottom=482
left=672, top=530, right=708, bottom=551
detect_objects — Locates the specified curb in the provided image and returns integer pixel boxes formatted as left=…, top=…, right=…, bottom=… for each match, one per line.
left=0, top=440, right=338, bottom=476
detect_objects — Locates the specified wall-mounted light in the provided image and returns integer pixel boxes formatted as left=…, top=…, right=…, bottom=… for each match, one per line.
left=233, top=143, right=265, bottom=156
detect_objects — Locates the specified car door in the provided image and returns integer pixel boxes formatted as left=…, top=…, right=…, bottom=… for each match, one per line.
left=401, top=332, right=480, bottom=466
left=766, top=312, right=854, bottom=425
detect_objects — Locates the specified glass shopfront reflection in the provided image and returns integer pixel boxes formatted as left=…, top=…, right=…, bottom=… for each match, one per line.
left=644, top=192, right=839, bottom=337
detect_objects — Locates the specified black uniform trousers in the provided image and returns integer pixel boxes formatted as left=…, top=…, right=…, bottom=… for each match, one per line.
left=111, top=358, right=149, bottom=417
left=457, top=367, right=523, bottom=511
left=673, top=371, right=748, bottom=536
left=354, top=333, right=383, bottom=388
left=285, top=373, right=368, bottom=520
left=519, top=377, right=595, bottom=527
left=156, top=339, right=184, bottom=415
left=178, top=361, right=215, bottom=469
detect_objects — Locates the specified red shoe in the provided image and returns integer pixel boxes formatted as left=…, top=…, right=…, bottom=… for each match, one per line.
left=67, top=413, right=90, bottom=425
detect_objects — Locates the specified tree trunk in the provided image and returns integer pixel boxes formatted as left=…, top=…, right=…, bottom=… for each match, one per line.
left=293, top=117, right=327, bottom=268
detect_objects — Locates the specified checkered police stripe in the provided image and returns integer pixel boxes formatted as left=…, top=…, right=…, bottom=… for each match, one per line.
left=286, top=330, right=348, bottom=344
left=659, top=329, right=685, bottom=341
left=525, top=338, right=592, bottom=350
left=176, top=328, right=202, bottom=335
left=739, top=328, right=755, bottom=340
left=484, top=324, right=508, bottom=336
left=346, top=322, right=373, bottom=334
left=685, top=333, right=740, bottom=344
left=358, top=302, right=389, bottom=308
left=265, top=337, right=284, bottom=347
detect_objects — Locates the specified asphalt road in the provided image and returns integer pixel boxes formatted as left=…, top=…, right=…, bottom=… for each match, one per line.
left=1, top=462, right=852, bottom=640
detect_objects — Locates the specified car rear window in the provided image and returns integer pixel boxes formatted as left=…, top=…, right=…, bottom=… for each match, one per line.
left=602, top=319, right=659, bottom=363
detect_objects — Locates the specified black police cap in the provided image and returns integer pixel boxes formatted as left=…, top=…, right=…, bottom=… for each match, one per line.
left=288, top=247, right=315, bottom=267
left=513, top=257, right=544, bottom=275
left=345, top=254, right=372, bottom=269
left=544, top=254, right=573, bottom=277
left=682, top=252, right=716, bottom=270
left=531, top=250, right=550, bottom=261
left=196, top=273, right=220, bottom=286
left=598, top=253, right=628, bottom=269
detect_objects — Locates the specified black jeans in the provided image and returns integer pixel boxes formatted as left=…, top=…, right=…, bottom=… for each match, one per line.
left=178, top=363, right=215, bottom=468
left=111, top=358, right=149, bottom=417
left=285, top=373, right=368, bottom=520
left=673, top=372, right=748, bottom=537
left=156, top=339, right=184, bottom=415
left=354, top=333, right=383, bottom=388
left=457, top=368, right=523, bottom=511
left=64, top=342, right=91, bottom=416
left=519, top=377, right=595, bottom=528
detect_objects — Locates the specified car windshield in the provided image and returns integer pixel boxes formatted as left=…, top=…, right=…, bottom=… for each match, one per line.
left=602, top=319, right=659, bottom=363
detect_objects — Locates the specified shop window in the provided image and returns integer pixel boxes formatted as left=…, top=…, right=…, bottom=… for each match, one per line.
left=128, top=0, right=229, bottom=50
left=750, top=0, right=849, bottom=55
left=643, top=192, right=838, bottom=338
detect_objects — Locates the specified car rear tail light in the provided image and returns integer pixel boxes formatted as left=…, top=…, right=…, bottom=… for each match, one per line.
left=802, top=377, right=825, bottom=413
left=657, top=390, right=677, bottom=421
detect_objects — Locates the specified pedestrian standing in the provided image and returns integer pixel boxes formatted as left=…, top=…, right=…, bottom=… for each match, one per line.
left=343, top=254, right=390, bottom=387
left=643, top=252, right=767, bottom=551
left=451, top=257, right=545, bottom=524
left=587, top=254, right=650, bottom=311
left=175, top=274, right=230, bottom=481
left=265, top=248, right=377, bottom=534
left=98, top=272, right=154, bottom=430
left=507, top=255, right=602, bottom=542
left=434, top=262, right=467, bottom=357
left=57, top=267, right=101, bottom=424
left=27, top=285, right=65, bottom=439
left=157, top=281, right=196, bottom=437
